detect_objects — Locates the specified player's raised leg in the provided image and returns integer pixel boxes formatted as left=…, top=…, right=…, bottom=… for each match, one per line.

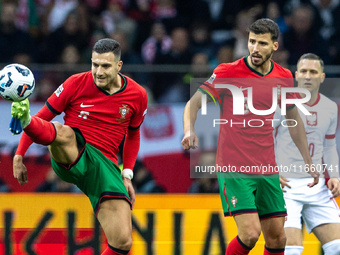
left=284, top=228, right=304, bottom=255
left=11, top=99, right=79, bottom=164
left=97, top=198, right=132, bottom=255
left=313, top=223, right=340, bottom=255
left=261, top=217, right=286, bottom=255
left=226, top=214, right=261, bottom=254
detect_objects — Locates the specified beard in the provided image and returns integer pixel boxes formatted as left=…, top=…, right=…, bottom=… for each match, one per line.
left=250, top=50, right=274, bottom=67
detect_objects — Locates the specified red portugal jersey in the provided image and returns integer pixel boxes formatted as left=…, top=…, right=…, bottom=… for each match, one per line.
left=47, top=71, right=148, bottom=164
left=199, top=57, right=295, bottom=174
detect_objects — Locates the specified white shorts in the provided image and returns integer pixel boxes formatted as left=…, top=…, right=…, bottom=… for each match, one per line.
left=284, top=185, right=340, bottom=233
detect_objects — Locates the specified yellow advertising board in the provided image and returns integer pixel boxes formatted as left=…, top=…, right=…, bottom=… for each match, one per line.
left=0, top=194, right=331, bottom=254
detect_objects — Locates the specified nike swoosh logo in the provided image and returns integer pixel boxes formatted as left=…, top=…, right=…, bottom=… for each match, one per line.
left=306, top=131, right=314, bottom=134
left=80, top=103, right=94, bottom=108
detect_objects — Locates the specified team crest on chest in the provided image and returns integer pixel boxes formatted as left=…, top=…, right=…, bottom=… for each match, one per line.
left=116, top=104, right=130, bottom=123
left=306, top=111, right=317, bottom=126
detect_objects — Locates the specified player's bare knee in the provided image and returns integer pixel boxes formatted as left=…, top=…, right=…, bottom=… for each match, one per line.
left=110, top=233, right=132, bottom=251
left=267, top=231, right=286, bottom=247
left=241, top=230, right=261, bottom=247
left=52, top=122, right=75, bottom=145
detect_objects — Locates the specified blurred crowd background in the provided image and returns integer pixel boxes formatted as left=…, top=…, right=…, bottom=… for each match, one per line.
left=2, top=0, right=340, bottom=103
left=1, top=0, right=340, bottom=194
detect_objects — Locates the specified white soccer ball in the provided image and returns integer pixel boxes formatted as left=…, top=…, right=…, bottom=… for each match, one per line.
left=0, top=63, right=35, bottom=102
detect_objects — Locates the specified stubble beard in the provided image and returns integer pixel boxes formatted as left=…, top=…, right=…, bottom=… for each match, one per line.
left=251, top=50, right=274, bottom=67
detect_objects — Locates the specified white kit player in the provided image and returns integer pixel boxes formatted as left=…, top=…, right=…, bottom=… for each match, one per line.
left=274, top=53, right=340, bottom=255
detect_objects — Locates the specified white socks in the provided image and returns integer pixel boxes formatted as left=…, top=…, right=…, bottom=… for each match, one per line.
left=323, top=239, right=340, bottom=255
left=285, top=246, right=303, bottom=255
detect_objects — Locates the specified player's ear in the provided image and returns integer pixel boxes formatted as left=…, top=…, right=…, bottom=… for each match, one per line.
left=117, top=60, right=123, bottom=71
left=295, top=71, right=298, bottom=81
left=321, top=72, right=325, bottom=83
left=273, top=41, right=279, bottom=51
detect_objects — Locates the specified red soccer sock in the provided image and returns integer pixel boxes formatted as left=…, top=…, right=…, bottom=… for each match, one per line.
left=24, top=116, right=56, bottom=145
left=101, top=244, right=129, bottom=255
left=226, top=236, right=252, bottom=255
left=263, top=246, right=284, bottom=255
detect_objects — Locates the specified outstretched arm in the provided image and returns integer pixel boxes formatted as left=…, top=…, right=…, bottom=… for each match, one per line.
left=13, top=104, right=56, bottom=185
left=181, top=91, right=206, bottom=150
left=285, top=106, right=319, bottom=186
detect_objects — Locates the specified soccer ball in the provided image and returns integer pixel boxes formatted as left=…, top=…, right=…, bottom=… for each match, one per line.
left=0, top=64, right=35, bottom=102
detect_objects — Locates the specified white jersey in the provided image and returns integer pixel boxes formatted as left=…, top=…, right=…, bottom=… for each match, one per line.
left=274, top=93, right=338, bottom=196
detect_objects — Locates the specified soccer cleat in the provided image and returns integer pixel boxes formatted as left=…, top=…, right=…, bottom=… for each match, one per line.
left=10, top=98, right=31, bottom=135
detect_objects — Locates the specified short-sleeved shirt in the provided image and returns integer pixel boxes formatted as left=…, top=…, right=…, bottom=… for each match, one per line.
left=47, top=71, right=148, bottom=164
left=199, top=56, right=295, bottom=174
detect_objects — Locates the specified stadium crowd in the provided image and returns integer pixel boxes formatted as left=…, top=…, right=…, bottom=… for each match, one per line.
left=1, top=0, right=340, bottom=104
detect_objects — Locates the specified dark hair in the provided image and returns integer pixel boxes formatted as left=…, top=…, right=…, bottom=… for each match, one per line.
left=297, top=53, right=324, bottom=71
left=248, top=18, right=279, bottom=42
left=93, top=38, right=121, bottom=61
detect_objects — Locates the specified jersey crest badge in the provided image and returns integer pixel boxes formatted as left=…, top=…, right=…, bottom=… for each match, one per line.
left=116, top=104, right=130, bottom=123
left=231, top=196, right=238, bottom=208
left=306, top=111, right=317, bottom=126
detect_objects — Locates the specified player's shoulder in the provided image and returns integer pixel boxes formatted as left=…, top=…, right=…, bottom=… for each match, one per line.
left=272, top=61, right=293, bottom=78
left=319, top=93, right=338, bottom=111
left=65, top=71, right=92, bottom=85
left=213, top=58, right=245, bottom=76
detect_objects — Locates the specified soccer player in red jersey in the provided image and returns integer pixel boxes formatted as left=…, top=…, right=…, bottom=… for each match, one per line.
left=11, top=38, right=148, bottom=255
left=182, top=19, right=318, bottom=255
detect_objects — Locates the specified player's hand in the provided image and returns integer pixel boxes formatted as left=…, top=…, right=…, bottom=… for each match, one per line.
left=123, top=177, right=135, bottom=209
left=13, top=154, right=28, bottom=185
left=327, top=178, right=340, bottom=198
left=305, top=163, right=320, bottom=187
left=181, top=131, right=199, bottom=150
left=279, top=175, right=291, bottom=192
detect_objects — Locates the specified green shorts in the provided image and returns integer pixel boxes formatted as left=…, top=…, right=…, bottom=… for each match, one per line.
left=217, top=171, right=286, bottom=219
left=50, top=128, right=131, bottom=215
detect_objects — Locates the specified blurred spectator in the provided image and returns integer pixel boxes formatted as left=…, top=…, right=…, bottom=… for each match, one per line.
left=0, top=2, right=36, bottom=64
left=111, top=31, right=143, bottom=65
left=188, top=151, right=219, bottom=193
left=152, top=0, right=188, bottom=32
left=33, top=76, right=57, bottom=102
left=231, top=11, right=255, bottom=60
left=153, top=27, right=193, bottom=102
left=132, top=160, right=165, bottom=193
left=310, top=0, right=340, bottom=64
left=36, top=168, right=81, bottom=192
left=265, top=1, right=288, bottom=33
left=190, top=22, right=214, bottom=59
left=282, top=4, right=330, bottom=65
left=210, top=45, right=234, bottom=68
left=206, top=0, right=241, bottom=31
left=128, top=0, right=155, bottom=53
left=141, top=22, right=171, bottom=64
left=183, top=53, right=211, bottom=100
left=15, top=0, right=40, bottom=37
left=47, top=0, right=78, bottom=32
left=101, top=0, right=136, bottom=44
left=42, top=11, right=89, bottom=63
left=310, top=0, right=340, bottom=41
left=60, top=44, right=81, bottom=65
